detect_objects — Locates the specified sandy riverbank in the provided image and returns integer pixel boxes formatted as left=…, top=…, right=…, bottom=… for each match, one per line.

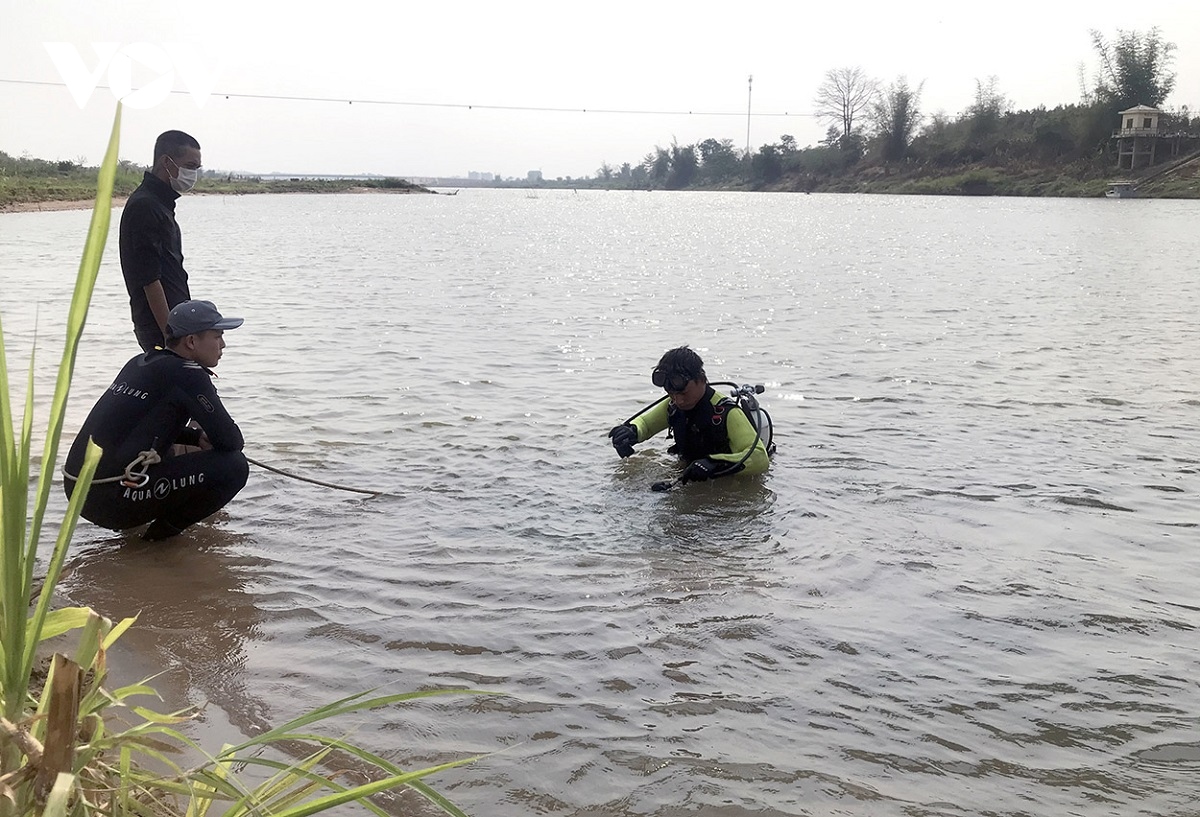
left=0, top=197, right=129, bottom=214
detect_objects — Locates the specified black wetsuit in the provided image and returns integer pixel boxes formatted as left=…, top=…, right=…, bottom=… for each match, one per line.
left=119, top=172, right=190, bottom=352
left=64, top=349, right=248, bottom=537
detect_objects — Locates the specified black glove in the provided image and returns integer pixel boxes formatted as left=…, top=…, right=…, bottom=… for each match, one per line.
left=608, top=424, right=638, bottom=458
left=681, top=457, right=725, bottom=483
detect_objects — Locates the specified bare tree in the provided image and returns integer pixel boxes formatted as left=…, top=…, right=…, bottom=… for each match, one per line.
left=814, top=67, right=879, bottom=142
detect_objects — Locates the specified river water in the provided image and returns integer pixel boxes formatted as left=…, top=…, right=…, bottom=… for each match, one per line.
left=2, top=190, right=1198, bottom=816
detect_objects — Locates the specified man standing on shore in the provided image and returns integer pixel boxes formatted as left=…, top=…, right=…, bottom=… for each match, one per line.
left=119, top=130, right=203, bottom=352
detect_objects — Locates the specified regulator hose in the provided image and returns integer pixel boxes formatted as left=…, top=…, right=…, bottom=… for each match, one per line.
left=647, top=382, right=772, bottom=493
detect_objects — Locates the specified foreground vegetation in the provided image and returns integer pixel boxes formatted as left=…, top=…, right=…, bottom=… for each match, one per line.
left=0, top=107, right=478, bottom=816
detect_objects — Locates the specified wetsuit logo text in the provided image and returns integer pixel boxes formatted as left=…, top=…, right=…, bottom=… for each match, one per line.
left=123, top=472, right=205, bottom=501
left=110, top=381, right=150, bottom=400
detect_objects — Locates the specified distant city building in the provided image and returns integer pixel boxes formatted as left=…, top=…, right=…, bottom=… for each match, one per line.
left=527, top=170, right=543, bottom=182
left=467, top=171, right=495, bottom=181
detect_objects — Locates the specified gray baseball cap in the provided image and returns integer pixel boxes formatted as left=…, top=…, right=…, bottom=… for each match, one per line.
left=166, top=300, right=244, bottom=338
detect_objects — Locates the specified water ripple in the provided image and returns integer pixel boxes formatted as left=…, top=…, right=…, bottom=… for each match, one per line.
left=8, top=192, right=1200, bottom=816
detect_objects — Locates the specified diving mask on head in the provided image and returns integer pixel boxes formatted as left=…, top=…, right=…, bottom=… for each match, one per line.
left=652, top=367, right=693, bottom=394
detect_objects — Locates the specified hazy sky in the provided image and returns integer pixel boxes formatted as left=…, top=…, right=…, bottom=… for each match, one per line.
left=2, top=1, right=1198, bottom=179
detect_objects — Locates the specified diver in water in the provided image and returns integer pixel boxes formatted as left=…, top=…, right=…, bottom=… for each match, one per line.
left=63, top=300, right=249, bottom=541
left=608, top=346, right=771, bottom=484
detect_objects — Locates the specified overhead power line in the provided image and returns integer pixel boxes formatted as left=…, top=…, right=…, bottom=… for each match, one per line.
left=0, top=77, right=819, bottom=118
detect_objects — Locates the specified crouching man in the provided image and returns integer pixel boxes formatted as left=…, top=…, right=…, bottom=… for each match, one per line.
left=64, top=300, right=249, bottom=541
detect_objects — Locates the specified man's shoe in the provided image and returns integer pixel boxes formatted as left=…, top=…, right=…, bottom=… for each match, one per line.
left=142, top=519, right=184, bottom=541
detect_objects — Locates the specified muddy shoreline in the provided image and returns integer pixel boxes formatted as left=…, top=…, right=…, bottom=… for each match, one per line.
left=0, top=197, right=129, bottom=213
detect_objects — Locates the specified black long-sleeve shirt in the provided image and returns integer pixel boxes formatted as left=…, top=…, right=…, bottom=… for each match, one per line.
left=118, top=172, right=190, bottom=338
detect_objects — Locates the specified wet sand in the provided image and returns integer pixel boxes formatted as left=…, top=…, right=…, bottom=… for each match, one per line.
left=0, top=197, right=129, bottom=214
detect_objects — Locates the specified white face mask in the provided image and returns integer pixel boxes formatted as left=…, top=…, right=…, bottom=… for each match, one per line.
left=170, top=165, right=200, bottom=194
left=168, top=157, right=200, bottom=194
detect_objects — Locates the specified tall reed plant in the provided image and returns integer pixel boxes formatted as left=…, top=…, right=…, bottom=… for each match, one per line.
left=0, top=106, right=483, bottom=816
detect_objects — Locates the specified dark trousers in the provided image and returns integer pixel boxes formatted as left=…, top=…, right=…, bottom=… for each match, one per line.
left=67, top=450, right=249, bottom=534
left=134, top=326, right=164, bottom=353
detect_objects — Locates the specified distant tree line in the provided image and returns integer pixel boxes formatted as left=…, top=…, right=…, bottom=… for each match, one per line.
left=0, top=150, right=97, bottom=177
left=587, top=27, right=1191, bottom=189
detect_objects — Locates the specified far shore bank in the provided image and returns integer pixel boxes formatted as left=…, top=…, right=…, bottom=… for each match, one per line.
left=4, top=167, right=1198, bottom=214
left=0, top=185, right=441, bottom=214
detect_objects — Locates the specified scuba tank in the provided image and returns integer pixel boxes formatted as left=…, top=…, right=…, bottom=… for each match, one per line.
left=710, top=382, right=776, bottom=459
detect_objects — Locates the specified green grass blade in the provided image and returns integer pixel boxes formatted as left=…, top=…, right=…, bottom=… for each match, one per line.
left=231, top=747, right=334, bottom=813
left=216, top=688, right=491, bottom=756
left=323, top=744, right=470, bottom=817
left=26, top=102, right=121, bottom=558
left=41, top=772, right=76, bottom=817
left=29, top=605, right=95, bottom=641
left=130, top=705, right=195, bottom=725
left=22, top=438, right=101, bottom=680
left=267, top=755, right=483, bottom=817
left=118, top=745, right=132, bottom=815
left=110, top=683, right=161, bottom=700
left=0, top=314, right=26, bottom=718
left=250, top=732, right=472, bottom=817
left=101, top=614, right=138, bottom=649
left=0, top=346, right=36, bottom=720
left=211, top=753, right=474, bottom=817
left=16, top=348, right=34, bottom=557
left=0, top=317, right=13, bottom=473
left=0, top=318, right=16, bottom=488
left=3, top=104, right=120, bottom=721
left=72, top=606, right=111, bottom=668
left=186, top=763, right=251, bottom=804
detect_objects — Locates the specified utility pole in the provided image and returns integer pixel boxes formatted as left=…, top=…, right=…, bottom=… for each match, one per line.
left=746, top=74, right=753, bottom=158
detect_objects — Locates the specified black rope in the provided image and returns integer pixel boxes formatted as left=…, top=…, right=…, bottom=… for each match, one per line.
left=246, top=456, right=382, bottom=497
